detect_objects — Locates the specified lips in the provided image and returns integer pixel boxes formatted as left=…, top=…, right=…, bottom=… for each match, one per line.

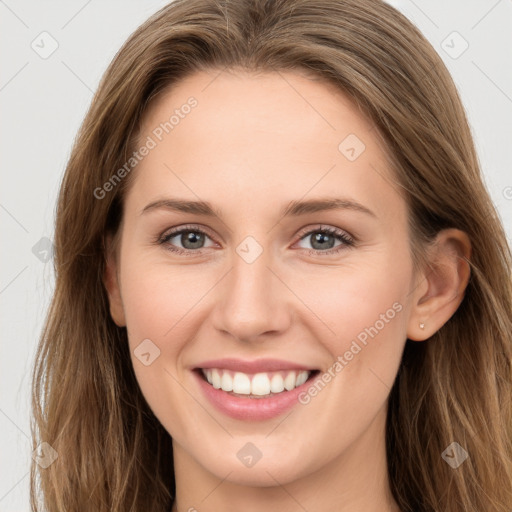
left=192, top=358, right=321, bottom=420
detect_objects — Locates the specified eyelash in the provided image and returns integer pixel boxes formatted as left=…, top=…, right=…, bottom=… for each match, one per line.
left=156, top=224, right=355, bottom=257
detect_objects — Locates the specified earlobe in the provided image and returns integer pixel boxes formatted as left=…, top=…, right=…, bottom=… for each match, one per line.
left=407, top=229, right=471, bottom=341
left=103, top=233, right=126, bottom=327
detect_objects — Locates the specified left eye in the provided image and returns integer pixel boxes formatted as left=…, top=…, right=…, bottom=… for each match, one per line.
left=295, top=227, right=353, bottom=252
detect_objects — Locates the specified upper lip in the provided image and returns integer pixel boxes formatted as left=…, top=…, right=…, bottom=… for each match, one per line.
left=194, top=358, right=318, bottom=373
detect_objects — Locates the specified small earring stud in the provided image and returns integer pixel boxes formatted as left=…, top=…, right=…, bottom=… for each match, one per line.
left=419, top=322, right=425, bottom=329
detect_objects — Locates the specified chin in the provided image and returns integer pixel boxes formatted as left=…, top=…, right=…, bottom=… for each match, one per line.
left=193, top=442, right=317, bottom=487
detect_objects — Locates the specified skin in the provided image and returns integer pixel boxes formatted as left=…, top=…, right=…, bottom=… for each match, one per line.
left=104, top=69, right=471, bottom=512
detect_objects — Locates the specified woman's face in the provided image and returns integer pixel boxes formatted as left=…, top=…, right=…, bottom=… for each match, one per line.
left=107, top=69, right=422, bottom=488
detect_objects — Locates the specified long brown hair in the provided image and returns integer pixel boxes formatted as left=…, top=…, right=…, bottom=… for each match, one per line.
left=30, top=0, right=512, bottom=510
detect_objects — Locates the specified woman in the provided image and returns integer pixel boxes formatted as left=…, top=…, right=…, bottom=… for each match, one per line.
left=30, top=0, right=512, bottom=510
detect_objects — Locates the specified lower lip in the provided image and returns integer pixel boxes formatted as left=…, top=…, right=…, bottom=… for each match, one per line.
left=193, top=370, right=319, bottom=421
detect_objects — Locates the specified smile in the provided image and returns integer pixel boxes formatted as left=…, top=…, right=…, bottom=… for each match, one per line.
left=192, top=363, right=321, bottom=421
left=200, top=368, right=312, bottom=397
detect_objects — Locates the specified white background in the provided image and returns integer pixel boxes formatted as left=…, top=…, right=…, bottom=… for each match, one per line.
left=1, top=0, right=511, bottom=509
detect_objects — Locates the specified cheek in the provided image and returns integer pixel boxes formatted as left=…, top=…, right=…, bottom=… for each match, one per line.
left=118, top=254, right=222, bottom=406
left=285, top=252, right=410, bottom=397
left=118, top=262, right=206, bottom=436
left=289, top=257, right=408, bottom=347
left=287, top=264, right=409, bottom=440
left=119, top=254, right=209, bottom=346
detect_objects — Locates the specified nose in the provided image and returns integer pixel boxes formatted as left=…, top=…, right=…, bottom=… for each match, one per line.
left=211, top=245, right=292, bottom=343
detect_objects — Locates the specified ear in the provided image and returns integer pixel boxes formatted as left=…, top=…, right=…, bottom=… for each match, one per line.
left=407, top=228, right=471, bottom=341
left=103, top=233, right=126, bottom=327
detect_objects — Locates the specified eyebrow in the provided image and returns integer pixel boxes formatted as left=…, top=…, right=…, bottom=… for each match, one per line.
left=140, top=197, right=376, bottom=219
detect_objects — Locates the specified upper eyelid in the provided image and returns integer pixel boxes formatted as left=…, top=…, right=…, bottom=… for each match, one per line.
left=162, top=224, right=219, bottom=242
left=296, top=224, right=350, bottom=238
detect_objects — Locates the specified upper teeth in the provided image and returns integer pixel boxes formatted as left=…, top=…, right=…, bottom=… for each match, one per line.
left=201, top=369, right=310, bottom=395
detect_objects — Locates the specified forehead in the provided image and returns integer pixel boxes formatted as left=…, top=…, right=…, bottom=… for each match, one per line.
left=141, top=68, right=375, bottom=148
left=127, top=69, right=403, bottom=222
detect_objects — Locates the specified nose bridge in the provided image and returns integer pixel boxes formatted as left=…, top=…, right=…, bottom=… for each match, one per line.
left=212, top=237, right=289, bottom=341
